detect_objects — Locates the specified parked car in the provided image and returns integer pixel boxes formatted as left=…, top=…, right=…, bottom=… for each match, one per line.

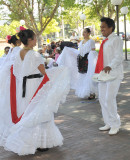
left=118, top=32, right=125, bottom=40
left=115, top=32, right=130, bottom=41
left=126, top=32, right=130, bottom=41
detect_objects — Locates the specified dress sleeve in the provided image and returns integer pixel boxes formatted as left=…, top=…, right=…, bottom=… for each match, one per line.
left=90, top=39, right=95, bottom=50
left=33, top=51, right=44, bottom=66
left=28, top=51, right=45, bottom=73
left=79, top=40, right=82, bottom=49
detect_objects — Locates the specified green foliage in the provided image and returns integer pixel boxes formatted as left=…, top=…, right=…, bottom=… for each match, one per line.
left=62, top=7, right=82, bottom=29
left=60, top=0, right=76, bottom=8
left=37, top=18, right=61, bottom=35
left=122, top=0, right=130, bottom=21
left=0, top=19, right=60, bottom=39
left=60, top=5, right=101, bottom=36
left=0, top=0, right=77, bottom=46
left=81, top=0, right=128, bottom=20
left=0, top=21, right=20, bottom=38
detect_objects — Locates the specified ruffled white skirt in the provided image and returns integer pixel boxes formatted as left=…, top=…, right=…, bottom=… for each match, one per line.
left=75, top=51, right=98, bottom=98
left=0, top=66, right=70, bottom=155
left=57, top=47, right=79, bottom=90
left=57, top=47, right=98, bottom=98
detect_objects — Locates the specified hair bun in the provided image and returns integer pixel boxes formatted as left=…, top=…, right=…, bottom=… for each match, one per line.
left=18, top=29, right=35, bottom=45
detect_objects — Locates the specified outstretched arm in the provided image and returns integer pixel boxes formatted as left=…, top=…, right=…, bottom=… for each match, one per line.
left=38, top=64, right=46, bottom=75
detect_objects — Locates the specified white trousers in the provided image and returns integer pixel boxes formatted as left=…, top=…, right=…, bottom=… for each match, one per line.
left=98, top=79, right=121, bottom=128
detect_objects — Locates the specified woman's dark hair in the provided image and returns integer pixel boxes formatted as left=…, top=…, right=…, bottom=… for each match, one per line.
left=8, top=35, right=18, bottom=45
left=18, top=29, right=35, bottom=45
left=60, top=41, right=75, bottom=51
left=101, top=17, right=115, bottom=32
left=84, top=28, right=91, bottom=33
left=4, top=46, right=10, bottom=51
left=51, top=44, right=56, bottom=49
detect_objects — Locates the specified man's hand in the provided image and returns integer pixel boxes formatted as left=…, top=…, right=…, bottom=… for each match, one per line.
left=103, top=66, right=112, bottom=74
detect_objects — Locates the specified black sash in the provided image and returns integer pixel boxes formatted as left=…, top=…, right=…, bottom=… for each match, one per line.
left=22, top=74, right=43, bottom=97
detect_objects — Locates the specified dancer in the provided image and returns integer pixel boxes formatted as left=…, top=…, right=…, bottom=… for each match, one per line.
left=0, top=35, right=21, bottom=68
left=57, top=28, right=98, bottom=98
left=0, top=29, right=70, bottom=155
left=75, top=28, right=98, bottom=99
left=96, top=17, right=123, bottom=135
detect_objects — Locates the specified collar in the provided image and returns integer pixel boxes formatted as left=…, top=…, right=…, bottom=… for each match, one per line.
left=107, top=32, right=116, bottom=39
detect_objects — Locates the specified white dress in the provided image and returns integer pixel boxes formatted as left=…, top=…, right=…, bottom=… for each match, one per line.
left=57, top=40, right=98, bottom=98
left=0, top=47, right=21, bottom=104
left=57, top=46, right=79, bottom=89
left=0, top=47, right=21, bottom=69
left=75, top=39, right=98, bottom=98
left=0, top=49, right=70, bottom=155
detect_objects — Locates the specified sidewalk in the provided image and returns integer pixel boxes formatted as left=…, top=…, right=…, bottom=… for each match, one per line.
left=0, top=59, right=130, bottom=160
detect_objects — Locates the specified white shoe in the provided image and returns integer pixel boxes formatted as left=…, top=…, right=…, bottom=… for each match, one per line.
left=99, top=125, right=110, bottom=131
left=109, top=128, right=119, bottom=135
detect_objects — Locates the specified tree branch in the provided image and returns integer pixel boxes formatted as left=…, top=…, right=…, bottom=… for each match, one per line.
left=41, top=0, right=60, bottom=32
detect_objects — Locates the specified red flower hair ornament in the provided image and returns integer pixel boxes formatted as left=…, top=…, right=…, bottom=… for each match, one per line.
left=20, top=26, right=26, bottom=31
left=6, top=35, right=12, bottom=43
left=16, top=26, right=26, bottom=33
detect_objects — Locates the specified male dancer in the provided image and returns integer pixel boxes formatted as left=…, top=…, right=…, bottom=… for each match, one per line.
left=95, top=17, right=124, bottom=135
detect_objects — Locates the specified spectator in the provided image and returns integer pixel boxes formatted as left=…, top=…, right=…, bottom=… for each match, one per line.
left=2, top=46, right=10, bottom=57
left=70, top=32, right=79, bottom=48
left=46, top=44, right=53, bottom=55
left=55, top=47, right=61, bottom=62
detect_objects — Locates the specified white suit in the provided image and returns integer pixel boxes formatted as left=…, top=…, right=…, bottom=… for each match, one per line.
left=98, top=32, right=124, bottom=128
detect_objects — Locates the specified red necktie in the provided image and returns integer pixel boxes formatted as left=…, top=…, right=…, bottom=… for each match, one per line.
left=95, top=38, right=108, bottom=73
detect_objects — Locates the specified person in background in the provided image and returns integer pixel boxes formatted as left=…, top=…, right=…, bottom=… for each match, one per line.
left=43, top=44, right=47, bottom=53
left=0, top=46, right=10, bottom=67
left=46, top=44, right=53, bottom=55
left=55, top=47, right=61, bottom=62
left=0, top=35, right=21, bottom=68
left=37, top=48, right=47, bottom=67
left=38, top=48, right=44, bottom=56
left=2, top=46, right=10, bottom=57
left=70, top=32, right=79, bottom=49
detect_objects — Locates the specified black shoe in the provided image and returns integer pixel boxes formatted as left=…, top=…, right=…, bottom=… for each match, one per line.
left=88, top=94, right=95, bottom=100
left=37, top=148, right=49, bottom=152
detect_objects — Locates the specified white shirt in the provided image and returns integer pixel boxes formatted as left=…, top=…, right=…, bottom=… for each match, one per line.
left=70, top=35, right=79, bottom=43
left=103, top=32, right=124, bottom=79
left=79, top=39, right=95, bottom=57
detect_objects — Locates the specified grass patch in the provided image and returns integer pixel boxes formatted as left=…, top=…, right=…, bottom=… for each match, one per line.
left=124, top=48, right=130, bottom=52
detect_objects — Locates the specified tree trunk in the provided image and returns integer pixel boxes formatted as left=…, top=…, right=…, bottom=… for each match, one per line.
left=36, top=34, right=43, bottom=48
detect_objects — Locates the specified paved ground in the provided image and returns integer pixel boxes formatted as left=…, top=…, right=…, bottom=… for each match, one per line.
left=0, top=56, right=130, bottom=160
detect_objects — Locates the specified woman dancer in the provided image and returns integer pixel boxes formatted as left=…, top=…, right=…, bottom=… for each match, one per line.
left=0, top=29, right=70, bottom=155
left=75, top=28, right=97, bottom=99
left=57, top=28, right=98, bottom=99
left=0, top=35, right=21, bottom=108
left=0, top=35, right=21, bottom=68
